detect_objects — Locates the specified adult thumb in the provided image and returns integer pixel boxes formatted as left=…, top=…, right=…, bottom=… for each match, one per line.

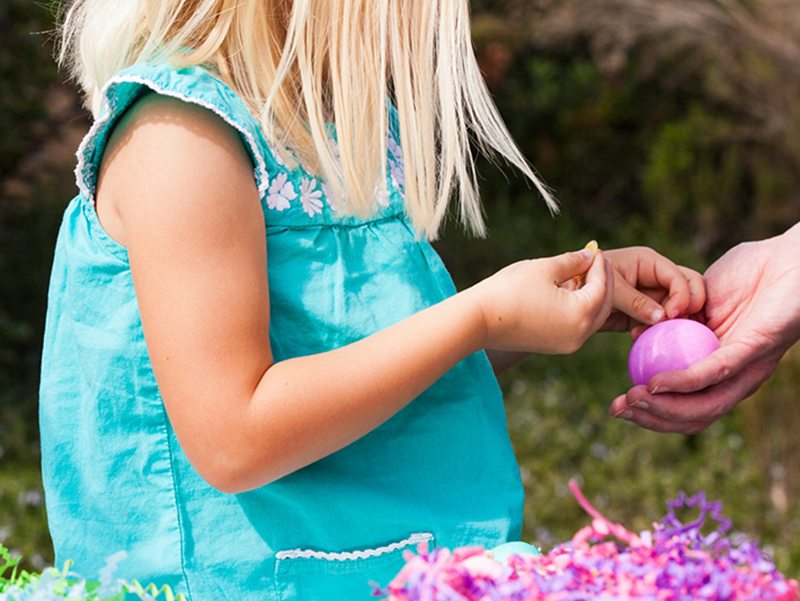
left=551, top=248, right=596, bottom=283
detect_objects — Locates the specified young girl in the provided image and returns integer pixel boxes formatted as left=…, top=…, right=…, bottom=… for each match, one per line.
left=41, top=1, right=704, bottom=599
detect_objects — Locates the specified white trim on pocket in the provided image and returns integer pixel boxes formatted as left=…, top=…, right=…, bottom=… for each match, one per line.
left=275, top=532, right=433, bottom=562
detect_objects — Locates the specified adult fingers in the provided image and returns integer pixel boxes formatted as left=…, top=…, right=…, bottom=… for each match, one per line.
left=602, top=287, right=669, bottom=334
left=609, top=388, right=643, bottom=418
left=654, top=257, right=691, bottom=318
left=612, top=271, right=667, bottom=326
left=628, top=285, right=701, bottom=340
left=613, top=386, right=724, bottom=424
left=610, top=397, right=711, bottom=434
left=609, top=368, right=759, bottom=432
left=601, top=311, right=635, bottom=333
left=609, top=388, right=713, bottom=434
left=679, top=266, right=706, bottom=316
left=633, top=250, right=692, bottom=319
left=645, top=340, right=756, bottom=394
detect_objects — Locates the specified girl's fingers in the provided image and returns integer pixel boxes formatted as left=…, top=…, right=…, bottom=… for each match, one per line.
left=559, top=277, right=579, bottom=291
left=579, top=251, right=608, bottom=299
left=581, top=253, right=614, bottom=332
left=598, top=257, right=616, bottom=330
left=550, top=248, right=596, bottom=283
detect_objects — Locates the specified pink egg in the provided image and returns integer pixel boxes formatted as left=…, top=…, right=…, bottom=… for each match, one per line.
left=628, top=319, right=720, bottom=386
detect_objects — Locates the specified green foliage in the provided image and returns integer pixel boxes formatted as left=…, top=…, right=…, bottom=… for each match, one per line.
left=0, top=543, right=29, bottom=590
left=0, top=183, right=70, bottom=403
left=0, top=542, right=187, bottom=600
left=121, top=580, right=188, bottom=601
left=640, top=103, right=793, bottom=258
left=0, top=0, right=60, bottom=178
left=0, top=452, right=50, bottom=577
left=0, top=104, right=77, bottom=576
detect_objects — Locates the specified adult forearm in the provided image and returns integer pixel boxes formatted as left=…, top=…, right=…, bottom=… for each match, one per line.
left=224, top=290, right=485, bottom=493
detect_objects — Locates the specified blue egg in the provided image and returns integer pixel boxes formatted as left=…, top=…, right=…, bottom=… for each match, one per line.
left=490, top=541, right=541, bottom=563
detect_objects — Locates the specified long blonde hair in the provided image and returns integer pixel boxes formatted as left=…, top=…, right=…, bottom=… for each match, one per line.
left=56, top=0, right=556, bottom=238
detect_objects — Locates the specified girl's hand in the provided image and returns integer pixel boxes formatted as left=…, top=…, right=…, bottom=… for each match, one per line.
left=600, top=247, right=706, bottom=334
left=467, top=248, right=614, bottom=355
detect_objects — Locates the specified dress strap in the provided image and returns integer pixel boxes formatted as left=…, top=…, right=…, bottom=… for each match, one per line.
left=74, top=61, right=275, bottom=211
left=74, top=61, right=408, bottom=229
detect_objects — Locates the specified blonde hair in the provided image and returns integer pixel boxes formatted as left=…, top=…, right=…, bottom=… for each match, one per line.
left=56, top=0, right=556, bottom=238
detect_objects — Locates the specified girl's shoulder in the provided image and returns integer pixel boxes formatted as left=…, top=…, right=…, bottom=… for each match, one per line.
left=77, top=61, right=272, bottom=210
left=77, top=61, right=406, bottom=228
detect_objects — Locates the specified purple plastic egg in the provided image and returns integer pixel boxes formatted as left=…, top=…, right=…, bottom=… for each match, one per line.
left=628, top=319, right=720, bottom=386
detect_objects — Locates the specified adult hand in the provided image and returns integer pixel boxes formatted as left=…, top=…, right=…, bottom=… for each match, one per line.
left=609, top=223, right=800, bottom=433
left=600, top=246, right=705, bottom=333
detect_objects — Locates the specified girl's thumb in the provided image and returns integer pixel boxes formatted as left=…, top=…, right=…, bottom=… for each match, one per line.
left=551, top=248, right=596, bottom=282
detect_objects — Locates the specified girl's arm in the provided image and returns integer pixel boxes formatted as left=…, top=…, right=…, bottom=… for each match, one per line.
left=485, top=349, right=531, bottom=375
left=484, top=249, right=707, bottom=375
left=97, top=94, right=612, bottom=494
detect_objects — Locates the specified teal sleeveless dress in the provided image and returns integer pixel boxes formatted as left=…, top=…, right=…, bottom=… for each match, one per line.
left=39, top=62, right=524, bottom=600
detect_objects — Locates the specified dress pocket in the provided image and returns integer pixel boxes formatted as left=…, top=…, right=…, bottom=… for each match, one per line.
left=273, top=532, right=434, bottom=600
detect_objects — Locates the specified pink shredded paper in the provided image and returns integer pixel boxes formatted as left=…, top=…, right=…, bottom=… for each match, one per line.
left=376, top=480, right=799, bottom=600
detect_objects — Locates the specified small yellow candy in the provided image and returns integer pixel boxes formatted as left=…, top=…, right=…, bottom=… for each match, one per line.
left=572, top=240, right=600, bottom=287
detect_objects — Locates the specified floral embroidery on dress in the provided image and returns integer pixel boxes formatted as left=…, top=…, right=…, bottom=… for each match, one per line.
left=299, top=177, right=324, bottom=217
left=261, top=134, right=403, bottom=216
left=267, top=172, right=297, bottom=211
left=320, top=182, right=344, bottom=213
left=375, top=182, right=391, bottom=208
left=387, top=137, right=405, bottom=191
